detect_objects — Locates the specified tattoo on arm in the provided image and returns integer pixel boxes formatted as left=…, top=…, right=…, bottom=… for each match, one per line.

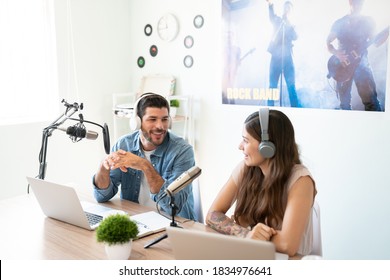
left=207, top=211, right=249, bottom=238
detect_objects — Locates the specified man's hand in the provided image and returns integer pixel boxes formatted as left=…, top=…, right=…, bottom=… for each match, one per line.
left=106, top=149, right=145, bottom=172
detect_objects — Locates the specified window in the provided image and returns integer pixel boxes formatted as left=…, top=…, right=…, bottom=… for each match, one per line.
left=0, top=0, right=58, bottom=125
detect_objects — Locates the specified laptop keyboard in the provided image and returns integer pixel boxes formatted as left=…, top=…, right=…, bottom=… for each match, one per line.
left=85, top=211, right=103, bottom=226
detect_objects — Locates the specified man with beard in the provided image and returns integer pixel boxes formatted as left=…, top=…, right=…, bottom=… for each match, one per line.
left=93, top=93, right=196, bottom=220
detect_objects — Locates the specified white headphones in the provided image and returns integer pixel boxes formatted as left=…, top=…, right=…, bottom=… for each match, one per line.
left=129, top=93, right=169, bottom=131
left=258, top=107, right=276, bottom=158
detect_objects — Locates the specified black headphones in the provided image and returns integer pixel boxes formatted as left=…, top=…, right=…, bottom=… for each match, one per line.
left=258, top=107, right=276, bottom=158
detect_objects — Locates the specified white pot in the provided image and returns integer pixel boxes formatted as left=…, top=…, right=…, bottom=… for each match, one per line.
left=104, top=240, right=133, bottom=260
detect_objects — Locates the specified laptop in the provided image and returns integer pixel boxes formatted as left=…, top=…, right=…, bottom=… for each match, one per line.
left=166, top=227, right=288, bottom=260
left=26, top=176, right=125, bottom=231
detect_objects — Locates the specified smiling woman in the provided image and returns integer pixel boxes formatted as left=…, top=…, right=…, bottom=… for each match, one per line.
left=0, top=0, right=59, bottom=125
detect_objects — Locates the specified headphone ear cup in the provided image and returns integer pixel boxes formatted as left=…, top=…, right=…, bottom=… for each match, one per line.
left=258, top=141, right=276, bottom=158
left=129, top=115, right=141, bottom=131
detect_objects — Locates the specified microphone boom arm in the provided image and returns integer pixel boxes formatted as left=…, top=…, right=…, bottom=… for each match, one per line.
left=31, top=100, right=110, bottom=194
left=37, top=100, right=80, bottom=182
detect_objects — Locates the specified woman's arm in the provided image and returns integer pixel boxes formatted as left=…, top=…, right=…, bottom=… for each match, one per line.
left=271, top=175, right=315, bottom=257
left=206, top=176, right=250, bottom=237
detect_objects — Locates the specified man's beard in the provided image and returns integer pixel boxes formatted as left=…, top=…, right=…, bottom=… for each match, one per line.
left=141, top=128, right=166, bottom=147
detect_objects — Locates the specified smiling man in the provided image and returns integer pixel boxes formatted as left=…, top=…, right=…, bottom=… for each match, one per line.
left=93, top=93, right=196, bottom=220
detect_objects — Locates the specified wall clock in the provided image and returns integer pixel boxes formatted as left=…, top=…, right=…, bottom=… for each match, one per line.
left=157, top=13, right=179, bottom=42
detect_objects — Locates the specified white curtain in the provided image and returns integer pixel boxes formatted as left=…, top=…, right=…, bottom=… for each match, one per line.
left=0, top=0, right=58, bottom=125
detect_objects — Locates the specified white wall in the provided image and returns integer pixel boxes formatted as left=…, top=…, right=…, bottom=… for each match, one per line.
left=1, top=0, right=390, bottom=260
left=125, top=0, right=390, bottom=260
left=0, top=0, right=131, bottom=198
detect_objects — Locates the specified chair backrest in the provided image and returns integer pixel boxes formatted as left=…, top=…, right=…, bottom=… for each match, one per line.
left=192, top=179, right=204, bottom=223
left=311, top=201, right=323, bottom=256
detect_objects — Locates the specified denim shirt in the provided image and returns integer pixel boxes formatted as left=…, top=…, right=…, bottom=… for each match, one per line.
left=92, top=131, right=196, bottom=221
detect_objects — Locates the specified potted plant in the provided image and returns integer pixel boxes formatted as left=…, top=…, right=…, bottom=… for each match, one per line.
left=169, top=99, right=180, bottom=118
left=96, top=213, right=139, bottom=260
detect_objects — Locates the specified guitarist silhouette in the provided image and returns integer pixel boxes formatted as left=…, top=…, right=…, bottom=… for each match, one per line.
left=326, top=0, right=386, bottom=111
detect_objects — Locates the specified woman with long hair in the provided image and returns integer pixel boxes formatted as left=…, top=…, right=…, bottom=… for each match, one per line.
left=206, top=108, right=316, bottom=257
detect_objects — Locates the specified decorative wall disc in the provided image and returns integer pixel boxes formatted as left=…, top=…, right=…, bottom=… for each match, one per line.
left=184, top=35, right=194, bottom=49
left=137, top=56, right=145, bottom=68
left=150, top=45, right=158, bottom=57
left=193, top=15, right=204, bottom=29
left=183, top=55, right=194, bottom=68
left=144, top=24, right=152, bottom=36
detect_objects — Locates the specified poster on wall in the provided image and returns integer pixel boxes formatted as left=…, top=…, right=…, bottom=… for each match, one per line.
left=222, top=0, right=389, bottom=112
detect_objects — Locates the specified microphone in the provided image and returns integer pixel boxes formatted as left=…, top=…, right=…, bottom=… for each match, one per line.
left=144, top=166, right=201, bottom=249
left=58, top=125, right=98, bottom=140
left=165, top=166, right=202, bottom=197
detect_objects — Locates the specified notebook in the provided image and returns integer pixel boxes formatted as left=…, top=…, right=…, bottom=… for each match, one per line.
left=27, top=176, right=126, bottom=231
left=130, top=211, right=171, bottom=238
left=166, top=227, right=289, bottom=260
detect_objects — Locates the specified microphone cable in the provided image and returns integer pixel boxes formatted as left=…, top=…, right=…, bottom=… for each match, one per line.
left=154, top=191, right=193, bottom=224
left=155, top=194, right=171, bottom=220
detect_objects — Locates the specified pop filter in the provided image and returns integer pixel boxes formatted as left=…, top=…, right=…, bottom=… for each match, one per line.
left=103, top=123, right=110, bottom=154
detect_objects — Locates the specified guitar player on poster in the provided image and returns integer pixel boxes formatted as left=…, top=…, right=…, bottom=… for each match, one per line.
left=326, top=0, right=385, bottom=111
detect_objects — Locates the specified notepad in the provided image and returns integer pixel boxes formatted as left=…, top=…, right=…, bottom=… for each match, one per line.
left=130, top=211, right=171, bottom=238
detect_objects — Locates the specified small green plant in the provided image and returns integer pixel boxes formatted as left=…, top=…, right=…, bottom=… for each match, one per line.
left=96, top=213, right=139, bottom=245
left=170, top=99, right=180, bottom=107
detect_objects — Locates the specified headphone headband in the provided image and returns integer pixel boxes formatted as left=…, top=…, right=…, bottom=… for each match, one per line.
left=129, top=93, right=169, bottom=131
left=258, top=107, right=275, bottom=158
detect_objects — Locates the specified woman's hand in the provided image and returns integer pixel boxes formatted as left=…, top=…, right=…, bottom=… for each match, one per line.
left=246, top=223, right=276, bottom=241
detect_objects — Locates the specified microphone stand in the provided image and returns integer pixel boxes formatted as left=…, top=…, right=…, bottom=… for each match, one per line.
left=275, top=19, right=286, bottom=107
left=279, top=20, right=285, bottom=107
left=37, top=100, right=80, bottom=183
left=29, top=99, right=110, bottom=194
left=144, top=195, right=181, bottom=249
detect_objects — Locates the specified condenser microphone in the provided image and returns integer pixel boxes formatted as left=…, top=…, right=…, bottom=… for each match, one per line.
left=164, top=166, right=202, bottom=197
left=58, top=125, right=98, bottom=140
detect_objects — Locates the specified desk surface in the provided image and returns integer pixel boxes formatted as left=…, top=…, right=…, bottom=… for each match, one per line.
left=0, top=191, right=209, bottom=260
left=0, top=190, right=298, bottom=260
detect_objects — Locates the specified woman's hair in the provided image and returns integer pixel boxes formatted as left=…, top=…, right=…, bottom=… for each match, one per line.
left=234, top=109, right=301, bottom=229
left=137, top=93, right=170, bottom=119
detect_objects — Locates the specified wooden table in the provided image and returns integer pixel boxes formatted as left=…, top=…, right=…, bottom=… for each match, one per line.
left=0, top=190, right=208, bottom=260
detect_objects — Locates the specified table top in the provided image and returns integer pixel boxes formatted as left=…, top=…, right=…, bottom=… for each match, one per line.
left=0, top=190, right=208, bottom=260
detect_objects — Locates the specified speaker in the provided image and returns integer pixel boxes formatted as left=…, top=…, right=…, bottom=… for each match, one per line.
left=129, top=93, right=156, bottom=131
left=258, top=107, right=276, bottom=158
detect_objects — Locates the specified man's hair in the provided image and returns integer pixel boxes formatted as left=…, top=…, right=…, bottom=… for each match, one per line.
left=136, top=93, right=170, bottom=119
left=283, top=1, right=293, bottom=15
